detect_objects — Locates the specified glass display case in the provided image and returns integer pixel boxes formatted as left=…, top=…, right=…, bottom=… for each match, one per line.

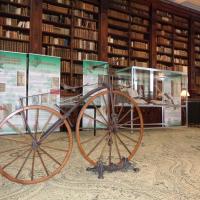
left=115, top=66, right=188, bottom=127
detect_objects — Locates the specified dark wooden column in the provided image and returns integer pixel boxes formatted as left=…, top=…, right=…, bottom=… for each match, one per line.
left=188, top=17, right=195, bottom=97
left=98, top=0, right=108, bottom=61
left=30, top=0, right=42, bottom=54
left=150, top=1, right=157, bottom=68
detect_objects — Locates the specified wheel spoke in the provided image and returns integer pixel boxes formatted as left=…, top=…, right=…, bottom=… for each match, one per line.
left=39, top=113, right=53, bottom=140
left=117, top=105, right=124, bottom=120
left=41, top=144, right=69, bottom=152
left=87, top=133, right=108, bottom=157
left=118, top=109, right=131, bottom=123
left=118, top=132, right=139, bottom=143
left=42, top=136, right=67, bottom=145
left=39, top=147, right=61, bottom=166
left=83, top=113, right=107, bottom=127
left=115, top=133, right=131, bottom=154
left=0, top=135, right=29, bottom=144
left=34, top=108, right=39, bottom=139
left=98, top=140, right=107, bottom=161
left=6, top=120, right=25, bottom=135
left=31, top=150, right=36, bottom=180
left=92, top=102, right=108, bottom=125
left=117, top=116, right=140, bottom=128
left=37, top=149, right=49, bottom=176
left=113, top=134, right=121, bottom=160
left=0, top=144, right=30, bottom=154
left=108, top=135, right=112, bottom=165
left=15, top=149, right=32, bottom=178
left=81, top=134, right=102, bottom=145
left=2, top=148, right=31, bottom=169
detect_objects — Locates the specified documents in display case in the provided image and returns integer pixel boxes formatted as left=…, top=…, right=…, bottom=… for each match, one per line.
left=115, top=66, right=188, bottom=127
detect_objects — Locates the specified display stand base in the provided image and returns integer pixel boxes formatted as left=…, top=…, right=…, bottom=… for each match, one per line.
left=86, top=157, right=139, bottom=179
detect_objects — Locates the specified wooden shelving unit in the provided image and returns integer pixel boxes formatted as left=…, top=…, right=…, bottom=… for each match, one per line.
left=0, top=0, right=30, bottom=52
left=130, top=1, right=150, bottom=67
left=1, top=0, right=200, bottom=97
left=107, top=0, right=129, bottom=67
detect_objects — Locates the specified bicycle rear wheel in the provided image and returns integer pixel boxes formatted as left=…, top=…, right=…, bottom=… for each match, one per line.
left=0, top=105, right=73, bottom=184
left=76, top=89, right=143, bottom=166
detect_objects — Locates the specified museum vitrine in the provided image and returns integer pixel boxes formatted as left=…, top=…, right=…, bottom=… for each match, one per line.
left=115, top=66, right=188, bottom=127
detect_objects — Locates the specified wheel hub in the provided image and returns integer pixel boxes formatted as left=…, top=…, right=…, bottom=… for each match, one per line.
left=32, top=140, right=39, bottom=150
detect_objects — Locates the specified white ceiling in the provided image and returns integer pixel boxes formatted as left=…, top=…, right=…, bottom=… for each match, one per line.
left=167, top=0, right=200, bottom=12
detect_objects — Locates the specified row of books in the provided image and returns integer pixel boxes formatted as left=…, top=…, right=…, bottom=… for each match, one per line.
left=174, top=49, right=188, bottom=57
left=45, top=46, right=71, bottom=58
left=156, top=23, right=172, bottom=32
left=75, top=1, right=98, bottom=13
left=108, top=10, right=129, bottom=21
left=174, top=58, right=188, bottom=65
left=195, top=61, right=200, bottom=67
left=0, top=39, right=28, bottom=52
left=42, top=14, right=71, bottom=25
left=131, top=41, right=148, bottom=50
left=156, top=64, right=187, bottom=73
left=157, top=37, right=171, bottom=46
left=132, top=50, right=148, bottom=59
left=156, top=10, right=172, bottom=19
left=0, top=29, right=29, bottom=40
left=108, top=36, right=127, bottom=46
left=173, top=65, right=188, bottom=73
left=56, top=0, right=71, bottom=5
left=43, top=3, right=71, bottom=15
left=174, top=35, right=188, bottom=42
left=0, top=4, right=29, bottom=16
left=175, top=28, right=188, bottom=36
left=174, top=41, right=187, bottom=49
left=73, top=64, right=82, bottom=74
left=131, top=7, right=149, bottom=18
left=131, top=32, right=145, bottom=40
left=42, top=24, right=70, bottom=35
left=74, top=18, right=97, bottom=30
left=108, top=57, right=128, bottom=66
left=130, top=3, right=149, bottom=12
left=157, top=55, right=172, bottom=63
left=6, top=0, right=29, bottom=3
left=109, top=3, right=128, bottom=11
left=108, top=46, right=128, bottom=56
left=43, top=36, right=70, bottom=46
left=74, top=9, right=96, bottom=20
left=61, top=60, right=70, bottom=73
left=0, top=17, right=30, bottom=28
left=73, top=39, right=97, bottom=51
left=108, top=28, right=128, bottom=37
left=130, top=17, right=149, bottom=26
left=195, top=54, right=200, bottom=60
left=130, top=59, right=148, bottom=68
left=195, top=46, right=200, bottom=52
left=131, top=24, right=148, bottom=33
left=157, top=46, right=172, bottom=54
left=74, top=28, right=98, bottom=41
left=195, top=76, right=200, bottom=85
left=72, top=51, right=98, bottom=60
left=108, top=19, right=128, bottom=29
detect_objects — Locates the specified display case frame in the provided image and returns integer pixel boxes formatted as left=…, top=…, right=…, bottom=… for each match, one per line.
left=115, top=66, right=188, bottom=127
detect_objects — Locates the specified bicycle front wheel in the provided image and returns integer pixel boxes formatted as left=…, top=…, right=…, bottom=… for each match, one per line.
left=76, top=90, right=144, bottom=166
left=0, top=105, right=73, bottom=184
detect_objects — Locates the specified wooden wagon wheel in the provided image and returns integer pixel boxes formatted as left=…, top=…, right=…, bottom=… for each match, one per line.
left=76, top=90, right=144, bottom=166
left=0, top=105, right=73, bottom=184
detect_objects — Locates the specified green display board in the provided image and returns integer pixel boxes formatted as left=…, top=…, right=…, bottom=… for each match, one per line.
left=28, top=54, right=61, bottom=131
left=0, top=50, right=27, bottom=134
left=82, top=60, right=109, bottom=128
left=28, top=53, right=60, bottom=106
